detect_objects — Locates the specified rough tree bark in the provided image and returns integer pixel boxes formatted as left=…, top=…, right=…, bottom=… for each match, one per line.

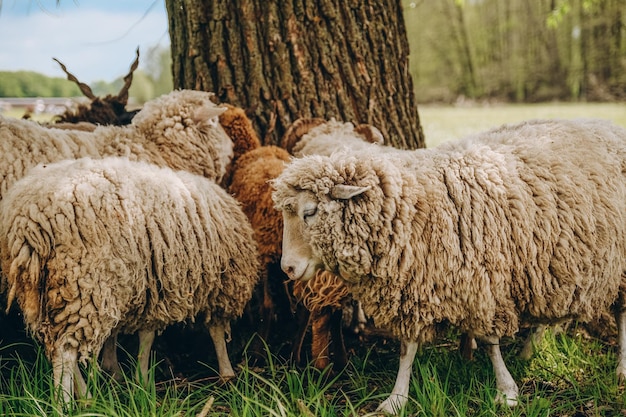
left=166, top=0, right=425, bottom=149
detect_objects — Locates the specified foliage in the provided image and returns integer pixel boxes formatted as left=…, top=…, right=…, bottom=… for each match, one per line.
left=0, top=71, right=81, bottom=97
left=404, top=0, right=626, bottom=103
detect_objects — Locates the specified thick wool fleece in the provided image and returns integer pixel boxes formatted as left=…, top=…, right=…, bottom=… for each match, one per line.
left=0, top=157, right=260, bottom=363
left=273, top=118, right=626, bottom=344
left=0, top=89, right=233, bottom=200
left=218, top=103, right=263, bottom=188
left=228, top=145, right=292, bottom=265
left=292, top=270, right=350, bottom=314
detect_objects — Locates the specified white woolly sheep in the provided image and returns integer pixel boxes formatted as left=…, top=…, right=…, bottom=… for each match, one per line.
left=279, top=118, right=388, bottom=368
left=0, top=157, right=260, bottom=404
left=0, top=89, right=235, bottom=378
left=0, top=89, right=234, bottom=196
left=272, top=118, right=626, bottom=414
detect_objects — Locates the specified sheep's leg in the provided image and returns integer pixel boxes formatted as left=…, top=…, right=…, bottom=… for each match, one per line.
left=329, top=309, right=348, bottom=369
left=52, top=344, right=78, bottom=405
left=615, top=309, right=626, bottom=381
left=519, top=325, right=547, bottom=360
left=484, top=336, right=518, bottom=406
left=459, top=332, right=477, bottom=360
left=350, top=300, right=367, bottom=334
left=100, top=333, right=123, bottom=380
left=73, top=362, right=90, bottom=399
left=291, top=303, right=311, bottom=365
left=376, top=340, right=418, bottom=414
left=136, top=329, right=155, bottom=385
left=311, top=309, right=331, bottom=370
left=208, top=323, right=236, bottom=380
left=248, top=270, right=272, bottom=364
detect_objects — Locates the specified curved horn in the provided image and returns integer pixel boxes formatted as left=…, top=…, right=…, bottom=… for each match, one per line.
left=354, top=124, right=385, bottom=145
left=280, top=118, right=326, bottom=154
left=117, top=47, right=140, bottom=105
left=53, top=57, right=96, bottom=100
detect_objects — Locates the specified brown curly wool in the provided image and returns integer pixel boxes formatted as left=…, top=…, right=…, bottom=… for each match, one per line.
left=291, top=270, right=351, bottom=369
left=219, top=103, right=263, bottom=187
left=227, top=145, right=296, bottom=358
left=292, top=270, right=349, bottom=314
left=0, top=157, right=260, bottom=403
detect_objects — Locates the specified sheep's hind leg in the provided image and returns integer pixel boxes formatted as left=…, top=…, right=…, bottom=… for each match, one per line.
left=52, top=344, right=78, bottom=405
left=137, top=330, right=156, bottom=385
left=208, top=323, right=236, bottom=380
left=376, top=340, right=418, bottom=414
left=615, top=309, right=626, bottom=381
left=519, top=324, right=547, bottom=360
left=101, top=333, right=123, bottom=380
left=484, top=336, right=518, bottom=406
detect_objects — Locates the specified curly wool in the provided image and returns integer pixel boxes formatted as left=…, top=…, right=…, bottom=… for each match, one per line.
left=0, top=157, right=260, bottom=363
left=228, top=145, right=291, bottom=266
left=218, top=104, right=263, bottom=188
left=273, top=118, right=626, bottom=343
left=292, top=270, right=350, bottom=314
left=0, top=89, right=233, bottom=200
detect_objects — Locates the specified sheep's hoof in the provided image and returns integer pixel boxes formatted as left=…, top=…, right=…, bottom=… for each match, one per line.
left=495, top=391, right=518, bottom=407
left=375, top=395, right=405, bottom=415
left=616, top=361, right=626, bottom=384
left=218, top=373, right=236, bottom=386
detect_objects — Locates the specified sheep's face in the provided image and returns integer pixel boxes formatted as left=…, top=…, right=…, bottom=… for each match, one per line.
left=278, top=185, right=370, bottom=284
left=280, top=191, right=325, bottom=282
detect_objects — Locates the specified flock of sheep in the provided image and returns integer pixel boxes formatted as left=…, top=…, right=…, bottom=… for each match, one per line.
left=0, top=88, right=624, bottom=415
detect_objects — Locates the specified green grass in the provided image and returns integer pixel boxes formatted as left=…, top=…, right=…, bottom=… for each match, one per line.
left=420, top=102, right=626, bottom=147
left=1, top=328, right=625, bottom=416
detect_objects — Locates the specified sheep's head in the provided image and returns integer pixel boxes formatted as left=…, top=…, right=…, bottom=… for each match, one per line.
left=272, top=153, right=389, bottom=284
left=132, top=89, right=234, bottom=182
left=281, top=118, right=386, bottom=157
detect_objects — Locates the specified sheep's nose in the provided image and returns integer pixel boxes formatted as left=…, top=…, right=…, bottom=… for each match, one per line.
left=282, top=264, right=294, bottom=278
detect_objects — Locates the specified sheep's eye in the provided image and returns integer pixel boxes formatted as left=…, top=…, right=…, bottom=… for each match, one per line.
left=302, top=206, right=317, bottom=225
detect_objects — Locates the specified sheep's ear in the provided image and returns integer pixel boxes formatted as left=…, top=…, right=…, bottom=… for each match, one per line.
left=194, top=105, right=227, bottom=126
left=330, top=185, right=370, bottom=200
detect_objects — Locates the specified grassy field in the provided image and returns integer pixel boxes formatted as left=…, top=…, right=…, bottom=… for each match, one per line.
left=420, top=102, right=626, bottom=147
left=1, top=102, right=626, bottom=416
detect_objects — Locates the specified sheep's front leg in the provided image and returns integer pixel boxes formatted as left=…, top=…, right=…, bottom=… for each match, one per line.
left=615, top=309, right=626, bottom=381
left=376, top=340, right=418, bottom=415
left=137, top=329, right=156, bottom=385
left=311, top=309, right=332, bottom=370
left=208, top=323, right=236, bottom=380
left=52, top=343, right=78, bottom=405
left=484, top=336, right=518, bottom=406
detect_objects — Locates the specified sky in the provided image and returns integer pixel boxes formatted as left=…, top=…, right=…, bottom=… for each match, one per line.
left=0, top=0, right=169, bottom=83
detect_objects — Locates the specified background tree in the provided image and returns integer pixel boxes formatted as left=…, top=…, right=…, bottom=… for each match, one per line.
left=406, top=0, right=625, bottom=103
left=165, top=0, right=425, bottom=149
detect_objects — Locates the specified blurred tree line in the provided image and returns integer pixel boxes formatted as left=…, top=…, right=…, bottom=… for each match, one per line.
left=2, top=0, right=623, bottom=104
left=405, top=0, right=625, bottom=103
left=0, top=46, right=173, bottom=104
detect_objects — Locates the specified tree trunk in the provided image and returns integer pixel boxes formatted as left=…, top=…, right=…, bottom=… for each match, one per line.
left=165, top=0, right=425, bottom=149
